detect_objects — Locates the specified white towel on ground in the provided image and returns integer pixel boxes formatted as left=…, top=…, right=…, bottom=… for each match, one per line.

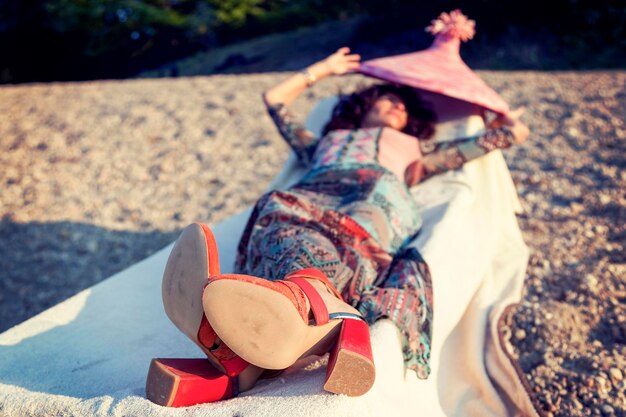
left=0, top=97, right=540, bottom=417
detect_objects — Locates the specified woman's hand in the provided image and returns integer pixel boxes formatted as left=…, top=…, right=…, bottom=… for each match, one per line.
left=304, top=47, right=361, bottom=82
left=322, top=47, right=362, bottom=76
left=489, top=107, right=529, bottom=144
left=264, top=47, right=360, bottom=107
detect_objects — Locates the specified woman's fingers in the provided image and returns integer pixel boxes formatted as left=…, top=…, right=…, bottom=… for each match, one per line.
left=502, top=107, right=526, bottom=125
left=330, top=47, right=351, bottom=61
left=503, top=108, right=529, bottom=144
left=490, top=107, right=526, bottom=128
left=335, top=49, right=360, bottom=64
left=508, top=107, right=526, bottom=120
left=486, top=107, right=530, bottom=144
left=344, top=54, right=361, bottom=71
left=511, top=121, right=530, bottom=144
left=333, top=47, right=360, bottom=61
left=325, top=48, right=361, bottom=75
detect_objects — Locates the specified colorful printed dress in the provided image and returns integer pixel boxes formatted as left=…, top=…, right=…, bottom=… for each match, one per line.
left=234, top=102, right=517, bottom=379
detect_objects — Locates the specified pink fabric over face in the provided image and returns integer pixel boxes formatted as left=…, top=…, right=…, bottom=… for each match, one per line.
left=358, top=11, right=510, bottom=115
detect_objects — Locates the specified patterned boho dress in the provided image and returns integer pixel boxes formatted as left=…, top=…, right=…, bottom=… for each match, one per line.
left=234, top=102, right=517, bottom=379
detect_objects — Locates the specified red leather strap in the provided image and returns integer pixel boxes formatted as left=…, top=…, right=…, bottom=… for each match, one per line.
left=287, top=277, right=329, bottom=325
left=212, top=345, right=250, bottom=377
left=197, top=314, right=249, bottom=376
left=286, top=268, right=343, bottom=301
left=197, top=315, right=219, bottom=350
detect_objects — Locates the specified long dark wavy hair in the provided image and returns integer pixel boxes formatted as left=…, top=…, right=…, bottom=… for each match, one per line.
left=322, top=84, right=437, bottom=139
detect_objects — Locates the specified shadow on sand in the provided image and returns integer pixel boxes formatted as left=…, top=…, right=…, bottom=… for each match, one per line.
left=0, top=218, right=179, bottom=333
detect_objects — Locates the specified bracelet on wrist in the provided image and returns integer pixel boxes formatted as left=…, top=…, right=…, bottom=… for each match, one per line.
left=300, top=68, right=317, bottom=87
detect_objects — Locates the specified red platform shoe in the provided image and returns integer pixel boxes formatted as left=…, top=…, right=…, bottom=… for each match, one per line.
left=160, top=223, right=249, bottom=376
left=203, top=268, right=376, bottom=397
left=146, top=358, right=238, bottom=407
left=147, top=223, right=250, bottom=407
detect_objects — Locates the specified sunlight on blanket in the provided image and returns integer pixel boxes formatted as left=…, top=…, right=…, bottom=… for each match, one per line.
left=0, top=289, right=91, bottom=346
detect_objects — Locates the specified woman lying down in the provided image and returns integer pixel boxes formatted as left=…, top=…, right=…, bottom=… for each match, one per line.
left=146, top=46, right=529, bottom=407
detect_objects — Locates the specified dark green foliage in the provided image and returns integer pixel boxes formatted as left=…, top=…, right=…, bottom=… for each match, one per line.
left=0, top=0, right=217, bottom=82
left=0, top=0, right=624, bottom=83
left=43, top=0, right=208, bottom=57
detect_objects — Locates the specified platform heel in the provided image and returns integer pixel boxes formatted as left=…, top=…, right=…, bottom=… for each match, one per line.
left=324, top=317, right=375, bottom=396
left=146, top=358, right=239, bottom=407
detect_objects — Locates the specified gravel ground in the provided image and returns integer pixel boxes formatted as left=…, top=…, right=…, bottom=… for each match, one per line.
left=0, top=71, right=624, bottom=417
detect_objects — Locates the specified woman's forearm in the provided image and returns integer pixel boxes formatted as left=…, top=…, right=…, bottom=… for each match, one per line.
left=263, top=47, right=361, bottom=107
left=405, top=127, right=518, bottom=187
left=263, top=61, right=332, bottom=107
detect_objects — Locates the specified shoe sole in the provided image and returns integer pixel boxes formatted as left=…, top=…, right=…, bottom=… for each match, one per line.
left=162, top=223, right=219, bottom=353
left=202, top=278, right=342, bottom=370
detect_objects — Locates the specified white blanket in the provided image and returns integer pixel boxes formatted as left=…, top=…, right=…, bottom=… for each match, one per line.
left=0, top=98, right=539, bottom=417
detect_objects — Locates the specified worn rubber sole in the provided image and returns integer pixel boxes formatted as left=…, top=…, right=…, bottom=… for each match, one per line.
left=202, top=278, right=342, bottom=370
left=324, top=348, right=375, bottom=397
left=162, top=223, right=219, bottom=352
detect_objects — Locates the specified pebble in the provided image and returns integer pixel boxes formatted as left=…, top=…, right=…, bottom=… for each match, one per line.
left=602, top=404, right=615, bottom=415
left=571, top=397, right=584, bottom=410
left=599, top=194, right=612, bottom=205
left=594, top=225, right=608, bottom=234
left=570, top=202, right=585, bottom=214
left=609, top=368, right=623, bottom=384
left=585, top=274, right=599, bottom=287
left=568, top=127, right=580, bottom=137
left=596, top=376, right=610, bottom=394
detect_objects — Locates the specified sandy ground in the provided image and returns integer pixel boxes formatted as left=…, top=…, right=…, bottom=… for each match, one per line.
left=0, top=71, right=624, bottom=416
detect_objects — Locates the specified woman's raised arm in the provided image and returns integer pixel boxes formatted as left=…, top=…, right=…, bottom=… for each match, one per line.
left=263, top=48, right=360, bottom=164
left=404, top=108, right=529, bottom=186
left=263, top=47, right=361, bottom=106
